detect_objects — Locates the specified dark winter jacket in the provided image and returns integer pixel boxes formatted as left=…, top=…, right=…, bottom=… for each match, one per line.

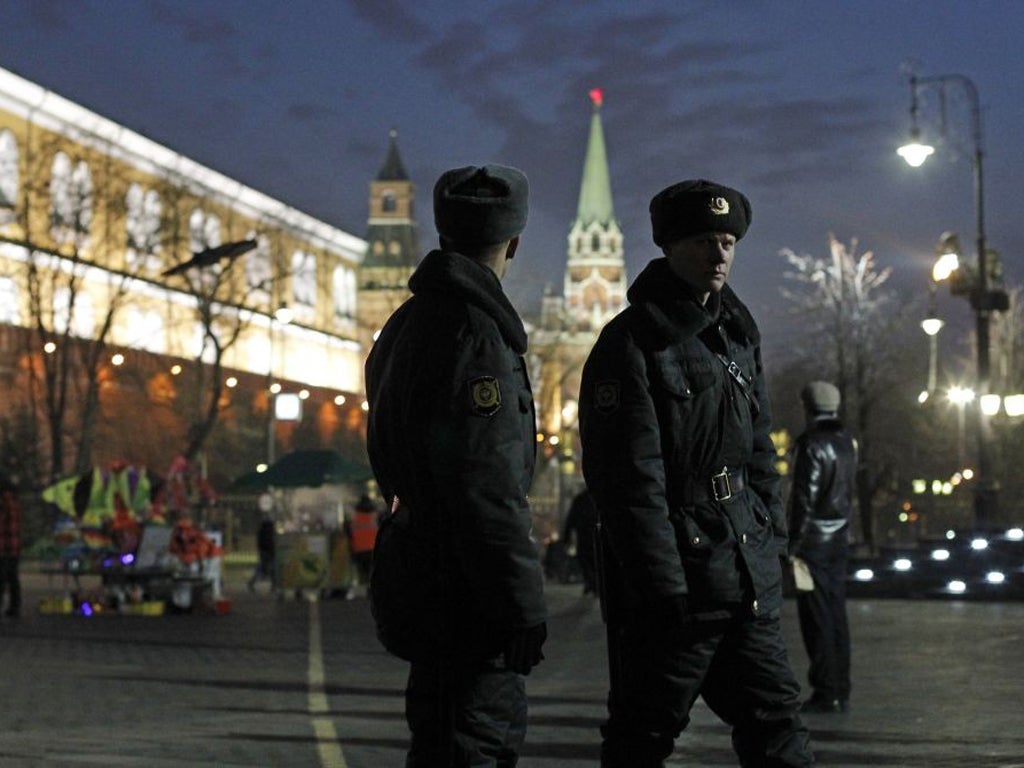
left=787, top=417, right=857, bottom=567
left=365, top=250, right=547, bottom=661
left=580, top=258, right=786, bottom=619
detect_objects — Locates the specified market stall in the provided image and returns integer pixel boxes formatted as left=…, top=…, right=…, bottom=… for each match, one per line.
left=35, top=458, right=227, bottom=616
left=232, top=449, right=374, bottom=598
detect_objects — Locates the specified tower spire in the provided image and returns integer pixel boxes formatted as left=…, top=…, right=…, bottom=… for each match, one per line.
left=575, top=88, right=615, bottom=227
left=377, top=127, right=409, bottom=181
left=561, top=89, right=627, bottom=330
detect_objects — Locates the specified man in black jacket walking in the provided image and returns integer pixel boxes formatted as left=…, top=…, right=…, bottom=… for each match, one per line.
left=788, top=381, right=857, bottom=714
left=366, top=165, right=547, bottom=767
left=580, top=179, right=813, bottom=767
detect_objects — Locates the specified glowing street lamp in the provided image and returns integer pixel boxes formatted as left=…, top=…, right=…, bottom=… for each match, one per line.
left=899, top=71, right=1004, bottom=527
left=897, top=129, right=934, bottom=168
left=947, top=385, right=974, bottom=470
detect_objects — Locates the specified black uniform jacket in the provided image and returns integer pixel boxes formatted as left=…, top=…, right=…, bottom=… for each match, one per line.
left=365, top=250, right=546, bottom=660
left=787, top=417, right=857, bottom=567
left=580, top=258, right=787, bottom=619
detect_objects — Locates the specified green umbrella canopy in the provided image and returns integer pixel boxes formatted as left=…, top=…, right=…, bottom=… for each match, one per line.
left=232, top=450, right=373, bottom=491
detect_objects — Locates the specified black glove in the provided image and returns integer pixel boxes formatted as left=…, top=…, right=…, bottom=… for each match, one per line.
left=504, top=622, right=547, bottom=675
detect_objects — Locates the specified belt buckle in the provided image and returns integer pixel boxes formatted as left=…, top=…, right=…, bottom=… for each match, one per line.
left=712, top=466, right=732, bottom=501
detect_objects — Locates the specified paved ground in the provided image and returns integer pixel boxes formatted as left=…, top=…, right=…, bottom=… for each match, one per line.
left=2, top=564, right=1024, bottom=767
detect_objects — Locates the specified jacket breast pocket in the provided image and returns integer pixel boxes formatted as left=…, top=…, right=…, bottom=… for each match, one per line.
left=651, top=357, right=714, bottom=401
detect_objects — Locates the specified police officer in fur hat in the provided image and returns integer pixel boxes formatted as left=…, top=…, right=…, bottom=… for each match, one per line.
left=580, top=179, right=814, bottom=766
left=789, top=381, right=857, bottom=714
left=366, top=165, right=547, bottom=767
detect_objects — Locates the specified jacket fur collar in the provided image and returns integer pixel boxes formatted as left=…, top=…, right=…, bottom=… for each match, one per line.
left=626, top=257, right=761, bottom=349
left=408, top=249, right=528, bottom=353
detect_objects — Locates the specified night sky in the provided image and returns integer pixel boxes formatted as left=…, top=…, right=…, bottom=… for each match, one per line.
left=3, top=0, right=1022, bottom=363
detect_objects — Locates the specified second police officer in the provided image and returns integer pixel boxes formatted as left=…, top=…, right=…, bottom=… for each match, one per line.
left=580, top=179, right=815, bottom=767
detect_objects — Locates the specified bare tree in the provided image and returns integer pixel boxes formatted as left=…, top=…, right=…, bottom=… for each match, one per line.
left=780, top=234, right=913, bottom=551
left=155, top=180, right=267, bottom=463
left=8, top=137, right=143, bottom=483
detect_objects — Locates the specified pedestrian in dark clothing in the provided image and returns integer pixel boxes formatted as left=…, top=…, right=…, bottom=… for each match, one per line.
left=366, top=164, right=547, bottom=767
left=563, top=488, right=598, bottom=594
left=788, top=380, right=857, bottom=714
left=0, top=471, right=22, bottom=618
left=248, top=514, right=276, bottom=592
left=580, top=179, right=814, bottom=767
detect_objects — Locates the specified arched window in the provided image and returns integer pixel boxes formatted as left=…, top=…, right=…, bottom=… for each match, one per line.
left=52, top=287, right=96, bottom=338
left=345, top=269, right=357, bottom=315
left=189, top=208, right=221, bottom=252
left=188, top=209, right=222, bottom=286
left=332, top=265, right=357, bottom=319
left=49, top=153, right=93, bottom=246
left=292, top=250, right=316, bottom=308
left=126, top=183, right=162, bottom=269
left=381, top=190, right=397, bottom=213
left=126, top=307, right=166, bottom=352
left=246, top=233, right=272, bottom=294
left=49, top=152, right=73, bottom=236
left=332, top=266, right=347, bottom=318
left=0, top=277, right=19, bottom=324
left=0, top=129, right=18, bottom=211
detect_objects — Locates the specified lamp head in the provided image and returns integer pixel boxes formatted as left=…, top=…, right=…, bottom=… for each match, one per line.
left=898, top=128, right=935, bottom=167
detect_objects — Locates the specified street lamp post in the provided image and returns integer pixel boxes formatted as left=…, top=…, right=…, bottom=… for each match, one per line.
left=898, top=72, right=1003, bottom=528
left=947, top=385, right=975, bottom=470
left=266, top=302, right=293, bottom=466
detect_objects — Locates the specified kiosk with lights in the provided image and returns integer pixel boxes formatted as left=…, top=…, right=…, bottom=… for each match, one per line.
left=35, top=458, right=227, bottom=616
left=231, top=449, right=375, bottom=598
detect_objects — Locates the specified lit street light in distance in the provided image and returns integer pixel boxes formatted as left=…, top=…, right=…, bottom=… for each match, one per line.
left=918, top=314, right=944, bottom=403
left=897, top=129, right=935, bottom=167
left=921, top=317, right=944, bottom=336
left=947, top=385, right=975, bottom=406
left=1004, top=395, right=1024, bottom=417
left=947, top=385, right=974, bottom=471
left=932, top=252, right=959, bottom=282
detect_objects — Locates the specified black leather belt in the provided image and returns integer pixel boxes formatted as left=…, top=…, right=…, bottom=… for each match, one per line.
left=689, top=466, right=746, bottom=503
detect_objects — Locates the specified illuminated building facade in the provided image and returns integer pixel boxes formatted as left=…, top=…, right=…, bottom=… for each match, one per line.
left=0, top=66, right=367, bottom=483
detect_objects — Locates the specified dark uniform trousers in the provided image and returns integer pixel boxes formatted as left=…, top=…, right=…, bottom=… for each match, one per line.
left=602, top=609, right=813, bottom=768
left=405, top=658, right=527, bottom=768
left=797, top=556, right=851, bottom=702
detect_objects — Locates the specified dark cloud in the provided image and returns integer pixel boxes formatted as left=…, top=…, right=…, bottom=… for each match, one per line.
left=148, top=1, right=240, bottom=45
left=286, top=102, right=335, bottom=122
left=26, top=0, right=72, bottom=31
left=348, top=0, right=430, bottom=42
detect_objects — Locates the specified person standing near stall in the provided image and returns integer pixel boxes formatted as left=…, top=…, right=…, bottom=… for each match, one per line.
left=347, top=494, right=379, bottom=590
left=0, top=469, right=22, bottom=619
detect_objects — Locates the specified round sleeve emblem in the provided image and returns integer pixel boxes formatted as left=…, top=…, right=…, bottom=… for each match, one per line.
left=594, top=380, right=621, bottom=415
left=469, top=376, right=502, bottom=416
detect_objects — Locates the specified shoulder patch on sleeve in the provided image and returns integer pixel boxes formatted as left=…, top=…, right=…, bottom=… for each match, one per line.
left=594, top=380, right=621, bottom=415
left=469, top=376, right=502, bottom=416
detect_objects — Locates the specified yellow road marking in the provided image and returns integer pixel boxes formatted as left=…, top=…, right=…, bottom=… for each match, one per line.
left=309, top=600, right=347, bottom=768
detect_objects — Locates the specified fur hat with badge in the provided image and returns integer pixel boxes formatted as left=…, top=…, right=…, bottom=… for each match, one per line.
left=801, top=380, right=841, bottom=414
left=433, top=164, right=529, bottom=246
left=649, top=178, right=752, bottom=246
